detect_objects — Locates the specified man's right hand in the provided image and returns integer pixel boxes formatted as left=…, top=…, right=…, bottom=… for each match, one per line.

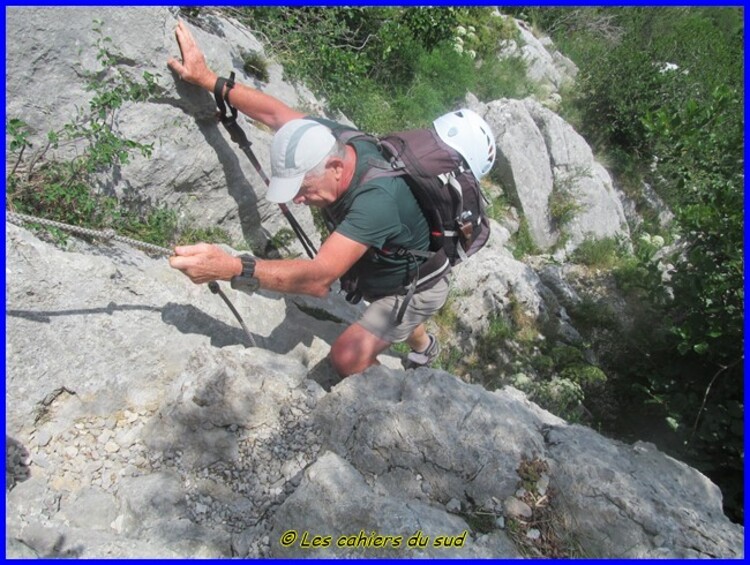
left=167, top=19, right=217, bottom=91
left=169, top=243, right=243, bottom=285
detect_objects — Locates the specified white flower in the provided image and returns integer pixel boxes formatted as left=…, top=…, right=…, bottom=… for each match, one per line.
left=467, top=31, right=478, bottom=42
left=639, top=233, right=652, bottom=245
left=512, top=373, right=532, bottom=387
left=651, top=235, right=665, bottom=248
left=453, top=42, right=464, bottom=54
left=658, top=62, right=679, bottom=73
left=456, top=25, right=467, bottom=36
left=468, top=25, right=476, bottom=33
left=467, top=49, right=477, bottom=60
left=454, top=36, right=464, bottom=45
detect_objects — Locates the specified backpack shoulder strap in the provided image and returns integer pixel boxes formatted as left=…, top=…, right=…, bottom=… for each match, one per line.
left=359, top=164, right=404, bottom=185
left=332, top=128, right=406, bottom=185
left=334, top=128, right=375, bottom=146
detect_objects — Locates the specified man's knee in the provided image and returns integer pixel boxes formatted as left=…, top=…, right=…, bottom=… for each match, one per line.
left=329, top=325, right=385, bottom=378
left=329, top=337, right=373, bottom=378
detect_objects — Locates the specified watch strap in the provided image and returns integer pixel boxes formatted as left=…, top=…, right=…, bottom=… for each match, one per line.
left=237, top=254, right=256, bottom=278
left=230, top=254, right=259, bottom=291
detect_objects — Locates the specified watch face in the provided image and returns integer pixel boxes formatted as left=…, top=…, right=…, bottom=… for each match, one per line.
left=231, top=275, right=260, bottom=292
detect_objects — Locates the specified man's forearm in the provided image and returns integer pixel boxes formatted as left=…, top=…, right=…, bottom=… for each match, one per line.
left=256, top=257, right=332, bottom=298
left=219, top=82, right=303, bottom=131
left=254, top=233, right=365, bottom=297
left=170, top=243, right=331, bottom=295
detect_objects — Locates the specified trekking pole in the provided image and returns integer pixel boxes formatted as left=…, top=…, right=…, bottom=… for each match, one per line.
left=213, top=72, right=317, bottom=260
left=208, top=281, right=256, bottom=347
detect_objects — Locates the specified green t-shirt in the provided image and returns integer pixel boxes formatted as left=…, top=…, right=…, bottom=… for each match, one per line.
left=310, top=117, right=430, bottom=297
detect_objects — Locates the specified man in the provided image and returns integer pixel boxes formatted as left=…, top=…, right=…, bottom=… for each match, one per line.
left=167, top=20, right=446, bottom=377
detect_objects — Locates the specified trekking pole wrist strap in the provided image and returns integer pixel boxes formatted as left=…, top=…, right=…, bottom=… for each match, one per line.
left=214, top=72, right=236, bottom=104
left=214, top=72, right=237, bottom=123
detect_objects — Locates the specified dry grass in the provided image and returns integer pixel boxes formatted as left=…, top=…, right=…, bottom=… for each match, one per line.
left=505, top=458, right=586, bottom=558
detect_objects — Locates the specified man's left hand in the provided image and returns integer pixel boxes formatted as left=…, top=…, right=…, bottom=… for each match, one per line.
left=167, top=19, right=217, bottom=91
left=169, top=243, right=242, bottom=284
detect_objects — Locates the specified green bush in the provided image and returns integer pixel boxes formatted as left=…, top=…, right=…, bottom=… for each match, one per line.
left=532, top=377, right=586, bottom=423
left=511, top=218, right=541, bottom=259
left=529, top=7, right=743, bottom=521
left=474, top=56, right=535, bottom=101
left=548, top=189, right=580, bottom=230
left=232, top=7, right=518, bottom=131
left=561, top=364, right=607, bottom=387
left=568, top=298, right=619, bottom=333
left=476, top=313, right=514, bottom=362
left=571, top=236, right=624, bottom=269
left=241, top=50, right=269, bottom=82
left=550, top=345, right=585, bottom=368
left=399, top=7, right=462, bottom=51
left=343, top=80, right=400, bottom=135
left=530, top=354, right=554, bottom=375
left=484, top=192, right=513, bottom=223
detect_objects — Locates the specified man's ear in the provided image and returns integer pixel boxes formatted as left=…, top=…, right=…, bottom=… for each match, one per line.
left=327, top=156, right=345, bottom=179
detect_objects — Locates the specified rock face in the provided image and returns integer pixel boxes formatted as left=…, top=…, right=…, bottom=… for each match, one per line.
left=449, top=221, right=547, bottom=339
left=545, top=426, right=743, bottom=558
left=499, top=17, right=578, bottom=96
left=5, top=6, right=325, bottom=255
left=5, top=223, right=743, bottom=558
left=467, top=95, right=630, bottom=254
left=447, top=219, right=584, bottom=350
left=4, top=7, right=743, bottom=560
left=5, top=222, right=352, bottom=558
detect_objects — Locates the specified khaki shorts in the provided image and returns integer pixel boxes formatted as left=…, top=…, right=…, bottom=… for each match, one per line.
left=356, top=276, right=450, bottom=343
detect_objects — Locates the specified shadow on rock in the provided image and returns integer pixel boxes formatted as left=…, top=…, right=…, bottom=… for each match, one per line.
left=306, top=357, right=343, bottom=393
left=45, top=534, right=84, bottom=558
left=6, top=435, right=31, bottom=491
left=162, top=302, right=253, bottom=348
left=168, top=64, right=271, bottom=247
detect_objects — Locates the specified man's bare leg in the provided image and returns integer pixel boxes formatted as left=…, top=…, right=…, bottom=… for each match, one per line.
left=329, top=323, right=391, bottom=377
left=406, top=323, right=430, bottom=352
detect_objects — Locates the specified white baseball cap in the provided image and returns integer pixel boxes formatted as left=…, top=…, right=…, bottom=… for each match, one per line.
left=266, top=119, right=336, bottom=203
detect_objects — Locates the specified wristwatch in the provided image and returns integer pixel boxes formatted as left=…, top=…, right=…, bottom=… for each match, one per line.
left=230, top=254, right=260, bottom=292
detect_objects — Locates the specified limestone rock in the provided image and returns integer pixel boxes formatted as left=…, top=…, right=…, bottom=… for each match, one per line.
left=269, top=451, right=500, bottom=558
left=498, top=17, right=578, bottom=97
left=544, top=426, right=744, bottom=558
left=5, top=6, right=322, bottom=254
left=467, top=96, right=630, bottom=253
left=5, top=220, right=743, bottom=559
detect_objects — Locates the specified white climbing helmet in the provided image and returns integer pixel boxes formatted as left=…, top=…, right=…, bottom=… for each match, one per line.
left=433, top=108, right=496, bottom=180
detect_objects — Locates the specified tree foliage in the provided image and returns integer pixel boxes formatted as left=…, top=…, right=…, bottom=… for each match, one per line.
left=222, top=7, right=525, bottom=133
left=525, top=7, right=743, bottom=522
